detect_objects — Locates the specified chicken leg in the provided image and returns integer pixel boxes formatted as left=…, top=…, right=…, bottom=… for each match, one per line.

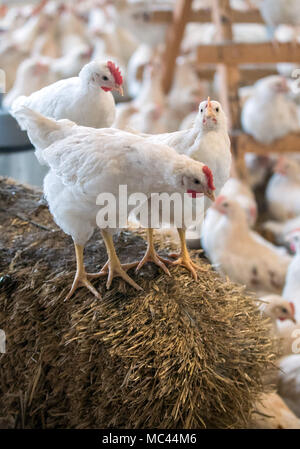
left=65, top=243, right=102, bottom=301
left=135, top=228, right=171, bottom=275
left=168, top=229, right=203, bottom=280
left=88, top=230, right=142, bottom=291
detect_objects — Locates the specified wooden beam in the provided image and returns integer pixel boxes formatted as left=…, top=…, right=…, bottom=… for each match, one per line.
left=196, top=67, right=278, bottom=83
left=149, top=8, right=264, bottom=24
left=161, top=0, right=193, bottom=94
left=232, top=132, right=300, bottom=156
left=197, top=42, right=300, bottom=64
left=212, top=0, right=241, bottom=130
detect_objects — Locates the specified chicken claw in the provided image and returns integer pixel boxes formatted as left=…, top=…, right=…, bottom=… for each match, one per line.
left=93, top=230, right=143, bottom=291
left=88, top=260, right=141, bottom=290
left=104, top=260, right=143, bottom=291
left=167, top=229, right=205, bottom=280
left=136, top=229, right=171, bottom=276
left=168, top=253, right=201, bottom=281
left=65, top=272, right=102, bottom=301
left=65, top=244, right=102, bottom=301
left=87, top=261, right=138, bottom=278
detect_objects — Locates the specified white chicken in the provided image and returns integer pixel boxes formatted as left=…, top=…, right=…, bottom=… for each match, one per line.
left=3, top=57, right=56, bottom=110
left=166, top=58, right=208, bottom=132
left=179, top=111, right=198, bottom=131
left=11, top=60, right=124, bottom=128
left=10, top=6, right=51, bottom=54
left=241, top=76, right=299, bottom=144
left=202, top=196, right=291, bottom=294
left=12, top=106, right=215, bottom=300
left=278, top=355, right=300, bottom=418
left=263, top=215, right=300, bottom=244
left=132, top=62, right=165, bottom=110
left=57, top=7, right=89, bottom=56
left=126, top=44, right=155, bottom=98
left=253, top=391, right=300, bottom=429
left=258, top=0, right=300, bottom=41
left=0, top=42, right=28, bottom=92
left=188, top=176, right=257, bottom=249
left=266, top=157, right=300, bottom=221
left=277, top=319, right=300, bottom=357
left=125, top=103, right=167, bottom=134
left=51, top=45, right=94, bottom=80
left=282, top=229, right=300, bottom=322
left=31, top=13, right=60, bottom=58
left=244, top=153, right=273, bottom=189
left=259, top=294, right=296, bottom=337
left=114, top=62, right=167, bottom=133
left=220, top=177, right=258, bottom=227
left=135, top=98, right=231, bottom=277
left=113, top=0, right=170, bottom=47
left=146, top=99, right=231, bottom=201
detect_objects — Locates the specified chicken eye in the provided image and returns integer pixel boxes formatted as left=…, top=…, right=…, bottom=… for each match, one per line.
left=102, top=76, right=109, bottom=81
left=223, top=202, right=229, bottom=207
left=194, top=179, right=200, bottom=184
left=215, top=107, right=219, bottom=112
left=200, top=109, right=203, bottom=113
left=282, top=308, right=288, bottom=314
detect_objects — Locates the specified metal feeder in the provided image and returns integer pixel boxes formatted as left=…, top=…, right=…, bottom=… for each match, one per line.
left=0, top=94, right=32, bottom=151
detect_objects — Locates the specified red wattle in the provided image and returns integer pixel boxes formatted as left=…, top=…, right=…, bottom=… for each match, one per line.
left=101, top=87, right=112, bottom=92
left=187, top=190, right=204, bottom=199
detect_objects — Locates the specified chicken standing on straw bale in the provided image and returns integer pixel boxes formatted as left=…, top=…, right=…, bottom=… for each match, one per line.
left=134, top=98, right=231, bottom=278
left=11, top=106, right=215, bottom=300
left=12, top=60, right=124, bottom=128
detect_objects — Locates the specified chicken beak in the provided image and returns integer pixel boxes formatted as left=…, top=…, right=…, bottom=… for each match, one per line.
left=205, top=190, right=215, bottom=202
left=114, top=85, right=124, bottom=96
left=205, top=96, right=216, bottom=120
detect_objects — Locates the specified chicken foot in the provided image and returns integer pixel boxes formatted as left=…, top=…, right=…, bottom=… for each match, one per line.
left=87, top=230, right=142, bottom=291
left=167, top=229, right=204, bottom=281
left=65, top=243, right=102, bottom=301
left=135, top=228, right=171, bottom=276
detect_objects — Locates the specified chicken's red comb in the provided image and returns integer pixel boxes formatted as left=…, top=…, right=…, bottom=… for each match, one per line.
left=107, top=61, right=123, bottom=85
left=202, top=165, right=215, bottom=190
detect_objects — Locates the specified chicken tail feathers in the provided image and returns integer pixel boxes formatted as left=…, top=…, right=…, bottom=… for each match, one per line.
left=11, top=103, right=75, bottom=165
left=11, top=103, right=60, bottom=147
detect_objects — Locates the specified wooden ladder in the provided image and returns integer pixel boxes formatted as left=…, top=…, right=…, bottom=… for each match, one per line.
left=149, top=0, right=300, bottom=179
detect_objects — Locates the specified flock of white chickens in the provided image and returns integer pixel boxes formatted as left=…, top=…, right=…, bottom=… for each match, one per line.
left=2, top=0, right=300, bottom=425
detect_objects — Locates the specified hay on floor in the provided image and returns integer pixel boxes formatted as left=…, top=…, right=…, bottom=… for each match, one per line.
left=0, top=177, right=276, bottom=429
